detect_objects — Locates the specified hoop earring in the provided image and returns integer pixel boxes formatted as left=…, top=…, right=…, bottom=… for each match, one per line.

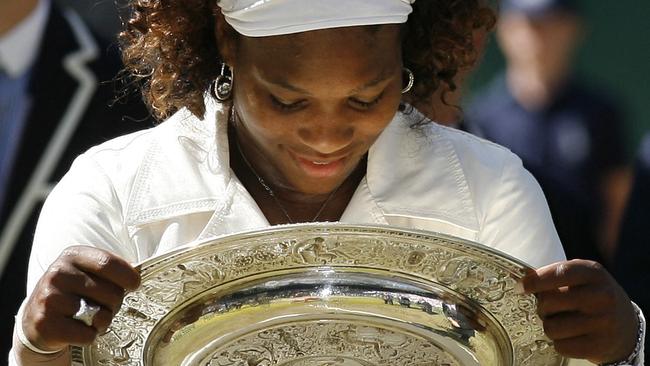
left=214, top=63, right=234, bottom=101
left=401, top=67, right=415, bottom=94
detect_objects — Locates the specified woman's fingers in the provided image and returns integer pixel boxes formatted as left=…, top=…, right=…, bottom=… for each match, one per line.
left=521, top=259, right=608, bottom=294
left=552, top=334, right=603, bottom=360
left=541, top=312, right=604, bottom=340
left=29, top=290, right=113, bottom=332
left=61, top=246, right=141, bottom=291
left=22, top=246, right=141, bottom=352
left=25, top=291, right=98, bottom=350
left=551, top=333, right=632, bottom=363
left=28, top=310, right=99, bottom=347
left=46, top=264, right=125, bottom=314
left=519, top=259, right=639, bottom=364
left=89, top=306, right=115, bottom=333
left=536, top=284, right=618, bottom=318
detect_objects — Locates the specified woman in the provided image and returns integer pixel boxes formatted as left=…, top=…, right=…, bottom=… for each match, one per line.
left=10, top=1, right=644, bottom=365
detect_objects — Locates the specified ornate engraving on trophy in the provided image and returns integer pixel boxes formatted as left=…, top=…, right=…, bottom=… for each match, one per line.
left=76, top=225, right=564, bottom=366
left=207, top=323, right=460, bottom=366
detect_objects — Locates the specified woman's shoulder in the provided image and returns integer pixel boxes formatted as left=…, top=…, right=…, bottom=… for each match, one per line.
left=391, top=106, right=525, bottom=181
left=56, top=103, right=229, bottom=224
left=370, top=108, right=533, bottom=223
left=436, top=121, right=523, bottom=171
left=369, top=107, right=563, bottom=267
left=81, top=103, right=223, bottom=182
left=83, top=108, right=197, bottom=163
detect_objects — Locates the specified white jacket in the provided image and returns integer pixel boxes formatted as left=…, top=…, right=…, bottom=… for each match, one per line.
left=24, top=101, right=567, bottom=292
left=14, top=100, right=580, bottom=364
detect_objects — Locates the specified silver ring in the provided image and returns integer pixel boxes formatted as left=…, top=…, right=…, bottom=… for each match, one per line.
left=72, top=298, right=101, bottom=327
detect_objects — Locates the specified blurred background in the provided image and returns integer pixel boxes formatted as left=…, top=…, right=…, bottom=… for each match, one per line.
left=468, top=0, right=650, bottom=152
left=55, top=0, right=121, bottom=40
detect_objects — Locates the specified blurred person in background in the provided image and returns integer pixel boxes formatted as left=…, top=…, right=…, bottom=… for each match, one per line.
left=614, top=133, right=650, bottom=354
left=466, top=0, right=632, bottom=266
left=0, top=0, right=149, bottom=359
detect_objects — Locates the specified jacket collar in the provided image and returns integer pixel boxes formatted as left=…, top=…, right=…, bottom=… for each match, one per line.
left=125, top=100, right=479, bottom=235
left=124, top=98, right=231, bottom=227
left=365, top=106, right=478, bottom=230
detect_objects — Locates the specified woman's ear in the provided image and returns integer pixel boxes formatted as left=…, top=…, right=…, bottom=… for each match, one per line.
left=214, top=8, right=238, bottom=66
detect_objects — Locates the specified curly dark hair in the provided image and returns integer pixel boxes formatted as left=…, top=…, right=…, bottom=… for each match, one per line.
left=119, top=1, right=496, bottom=121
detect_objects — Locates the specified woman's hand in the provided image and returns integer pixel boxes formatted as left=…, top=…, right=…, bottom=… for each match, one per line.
left=520, top=259, right=639, bottom=364
left=21, top=246, right=140, bottom=353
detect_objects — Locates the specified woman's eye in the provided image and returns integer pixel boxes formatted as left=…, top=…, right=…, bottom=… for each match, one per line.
left=270, top=95, right=304, bottom=111
left=350, top=92, right=384, bottom=109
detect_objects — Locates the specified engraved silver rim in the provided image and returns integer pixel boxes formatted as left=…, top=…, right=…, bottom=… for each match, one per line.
left=72, top=223, right=566, bottom=366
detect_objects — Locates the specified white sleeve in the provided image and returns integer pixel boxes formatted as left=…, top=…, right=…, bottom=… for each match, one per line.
left=477, top=154, right=566, bottom=268
left=10, top=153, right=134, bottom=364
left=8, top=344, right=18, bottom=366
left=25, top=153, right=135, bottom=295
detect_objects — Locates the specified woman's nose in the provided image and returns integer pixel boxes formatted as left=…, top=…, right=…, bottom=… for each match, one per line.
left=297, top=114, right=355, bottom=155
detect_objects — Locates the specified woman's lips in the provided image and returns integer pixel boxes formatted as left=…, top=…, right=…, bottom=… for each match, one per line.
left=293, top=154, right=347, bottom=178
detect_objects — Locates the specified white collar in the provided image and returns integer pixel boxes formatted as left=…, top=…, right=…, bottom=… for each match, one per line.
left=124, top=99, right=478, bottom=236
left=0, top=0, right=50, bottom=77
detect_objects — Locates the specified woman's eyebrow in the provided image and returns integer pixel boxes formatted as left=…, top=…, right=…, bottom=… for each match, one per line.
left=262, top=69, right=392, bottom=96
left=267, top=78, right=313, bottom=95
left=349, top=70, right=393, bottom=94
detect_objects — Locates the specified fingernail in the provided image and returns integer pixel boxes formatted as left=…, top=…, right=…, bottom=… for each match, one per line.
left=514, top=280, right=525, bottom=295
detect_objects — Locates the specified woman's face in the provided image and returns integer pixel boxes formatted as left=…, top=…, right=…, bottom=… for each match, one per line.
left=223, top=25, right=403, bottom=196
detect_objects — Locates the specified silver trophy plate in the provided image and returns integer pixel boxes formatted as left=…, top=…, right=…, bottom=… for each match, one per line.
left=72, top=224, right=566, bottom=365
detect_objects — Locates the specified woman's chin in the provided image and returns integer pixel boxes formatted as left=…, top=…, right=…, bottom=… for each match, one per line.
left=291, top=181, right=343, bottom=196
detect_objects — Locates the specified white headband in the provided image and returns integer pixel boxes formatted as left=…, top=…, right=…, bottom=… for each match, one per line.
left=218, top=0, right=416, bottom=37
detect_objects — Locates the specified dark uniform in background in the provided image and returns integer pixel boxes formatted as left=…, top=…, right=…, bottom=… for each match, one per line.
left=468, top=76, right=626, bottom=263
left=466, top=0, right=629, bottom=264
left=0, top=3, right=150, bottom=358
